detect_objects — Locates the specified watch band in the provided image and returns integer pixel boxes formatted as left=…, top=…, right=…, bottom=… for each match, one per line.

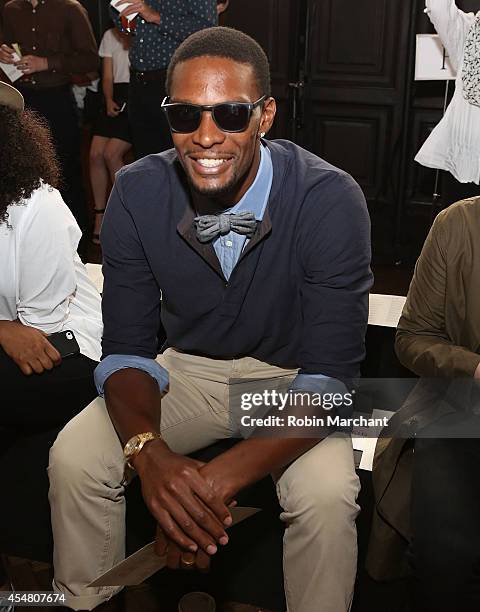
left=124, top=432, right=162, bottom=470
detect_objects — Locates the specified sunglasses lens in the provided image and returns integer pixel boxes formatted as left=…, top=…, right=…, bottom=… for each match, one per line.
left=165, top=104, right=201, bottom=132
left=213, top=104, right=250, bottom=132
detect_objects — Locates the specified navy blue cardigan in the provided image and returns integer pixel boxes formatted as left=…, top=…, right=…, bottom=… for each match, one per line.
left=101, top=140, right=373, bottom=380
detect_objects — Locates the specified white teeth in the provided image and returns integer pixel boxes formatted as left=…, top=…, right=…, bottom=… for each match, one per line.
left=196, top=158, right=227, bottom=167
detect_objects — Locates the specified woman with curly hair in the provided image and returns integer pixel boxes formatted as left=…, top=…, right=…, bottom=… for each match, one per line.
left=0, top=82, right=102, bottom=427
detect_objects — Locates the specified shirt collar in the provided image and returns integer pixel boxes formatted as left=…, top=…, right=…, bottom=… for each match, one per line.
left=227, top=144, right=273, bottom=221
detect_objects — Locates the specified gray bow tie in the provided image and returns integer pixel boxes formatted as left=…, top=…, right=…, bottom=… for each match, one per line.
left=194, top=211, right=257, bottom=243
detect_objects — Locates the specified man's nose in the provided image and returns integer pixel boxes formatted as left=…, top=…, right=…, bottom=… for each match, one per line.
left=192, top=110, right=226, bottom=148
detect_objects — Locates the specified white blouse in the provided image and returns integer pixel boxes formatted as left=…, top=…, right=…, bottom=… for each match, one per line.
left=98, top=28, right=130, bottom=84
left=0, top=183, right=103, bottom=362
left=415, top=0, right=480, bottom=184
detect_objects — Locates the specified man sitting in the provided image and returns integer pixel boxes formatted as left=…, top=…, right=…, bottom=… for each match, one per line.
left=48, top=27, right=372, bottom=612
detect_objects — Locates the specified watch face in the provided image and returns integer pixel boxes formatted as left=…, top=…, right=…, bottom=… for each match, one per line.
left=124, top=437, right=139, bottom=457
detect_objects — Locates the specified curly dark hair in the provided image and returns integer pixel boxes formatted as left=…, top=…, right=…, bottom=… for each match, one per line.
left=0, top=104, right=60, bottom=226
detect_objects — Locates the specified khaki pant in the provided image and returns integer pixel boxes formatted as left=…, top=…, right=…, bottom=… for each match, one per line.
left=48, top=349, right=360, bottom=611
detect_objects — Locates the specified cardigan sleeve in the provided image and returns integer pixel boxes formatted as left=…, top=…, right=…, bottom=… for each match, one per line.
left=297, top=172, right=373, bottom=381
left=100, top=173, right=162, bottom=359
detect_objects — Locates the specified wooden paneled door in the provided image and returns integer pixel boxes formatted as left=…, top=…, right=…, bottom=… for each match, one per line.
left=88, top=0, right=480, bottom=260
left=224, top=0, right=418, bottom=260
left=221, top=0, right=302, bottom=141
left=297, top=0, right=417, bottom=259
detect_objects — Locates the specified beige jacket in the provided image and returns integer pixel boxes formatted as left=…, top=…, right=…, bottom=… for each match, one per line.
left=366, top=197, right=480, bottom=581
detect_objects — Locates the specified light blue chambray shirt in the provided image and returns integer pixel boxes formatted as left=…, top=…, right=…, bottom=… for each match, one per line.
left=212, top=144, right=272, bottom=280
left=94, top=145, right=342, bottom=397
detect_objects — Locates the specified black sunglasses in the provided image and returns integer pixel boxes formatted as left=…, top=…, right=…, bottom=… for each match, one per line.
left=161, top=95, right=267, bottom=133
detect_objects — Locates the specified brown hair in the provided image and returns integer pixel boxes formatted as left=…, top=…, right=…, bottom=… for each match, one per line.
left=0, top=105, right=60, bottom=225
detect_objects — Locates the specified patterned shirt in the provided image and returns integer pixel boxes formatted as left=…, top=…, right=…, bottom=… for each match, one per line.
left=111, top=0, right=218, bottom=72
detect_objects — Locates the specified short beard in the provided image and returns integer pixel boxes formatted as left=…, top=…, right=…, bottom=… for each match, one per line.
left=186, top=169, right=240, bottom=200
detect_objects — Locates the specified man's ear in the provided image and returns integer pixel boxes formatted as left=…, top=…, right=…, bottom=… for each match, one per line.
left=258, top=97, right=276, bottom=138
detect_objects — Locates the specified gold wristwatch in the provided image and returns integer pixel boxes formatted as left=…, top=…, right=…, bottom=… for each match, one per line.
left=123, top=432, right=162, bottom=469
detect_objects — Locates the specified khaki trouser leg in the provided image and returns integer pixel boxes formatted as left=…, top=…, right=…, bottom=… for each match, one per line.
left=48, top=350, right=360, bottom=611
left=48, top=350, right=233, bottom=610
left=48, top=396, right=126, bottom=611
left=276, top=434, right=361, bottom=612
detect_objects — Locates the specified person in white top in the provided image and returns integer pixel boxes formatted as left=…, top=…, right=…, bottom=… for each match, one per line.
left=0, top=82, right=103, bottom=429
left=89, top=26, right=132, bottom=244
left=416, top=0, right=480, bottom=203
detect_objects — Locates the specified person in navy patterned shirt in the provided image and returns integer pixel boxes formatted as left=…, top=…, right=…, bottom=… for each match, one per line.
left=111, top=0, right=217, bottom=158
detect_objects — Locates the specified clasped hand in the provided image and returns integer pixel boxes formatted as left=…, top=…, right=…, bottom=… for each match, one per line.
left=135, top=441, right=235, bottom=571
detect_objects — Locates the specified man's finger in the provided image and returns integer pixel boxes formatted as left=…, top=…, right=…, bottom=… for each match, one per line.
left=0, top=44, right=15, bottom=58
left=163, top=496, right=221, bottom=555
left=194, top=549, right=211, bottom=573
left=153, top=505, right=198, bottom=553
left=189, top=475, right=232, bottom=526
left=166, top=541, right=182, bottom=570
left=179, top=551, right=196, bottom=571
left=176, top=492, right=229, bottom=544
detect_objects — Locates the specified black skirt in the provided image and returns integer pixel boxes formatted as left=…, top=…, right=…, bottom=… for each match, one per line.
left=92, top=82, right=131, bottom=144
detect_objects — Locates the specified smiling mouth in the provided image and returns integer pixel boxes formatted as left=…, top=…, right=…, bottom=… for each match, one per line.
left=195, top=158, right=229, bottom=168
left=188, top=156, right=234, bottom=175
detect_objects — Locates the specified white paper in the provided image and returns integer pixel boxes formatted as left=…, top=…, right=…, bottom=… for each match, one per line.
left=110, top=0, right=138, bottom=22
left=0, top=52, right=23, bottom=83
left=368, top=293, right=406, bottom=328
left=415, top=34, right=456, bottom=81
left=89, top=507, right=260, bottom=587
left=352, top=409, right=394, bottom=472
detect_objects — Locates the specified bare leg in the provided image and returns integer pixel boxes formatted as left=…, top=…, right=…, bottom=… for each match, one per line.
left=89, top=136, right=109, bottom=243
left=104, top=138, right=132, bottom=183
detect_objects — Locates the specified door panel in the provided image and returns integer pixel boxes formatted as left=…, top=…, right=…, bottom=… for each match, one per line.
left=222, top=0, right=301, bottom=140
left=298, top=0, right=415, bottom=258
left=309, top=103, right=390, bottom=194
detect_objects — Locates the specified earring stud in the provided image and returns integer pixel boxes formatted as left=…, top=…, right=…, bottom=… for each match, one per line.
left=260, top=132, right=266, bottom=138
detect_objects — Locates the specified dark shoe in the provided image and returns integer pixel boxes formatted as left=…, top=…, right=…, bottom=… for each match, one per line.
left=92, top=208, right=106, bottom=245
